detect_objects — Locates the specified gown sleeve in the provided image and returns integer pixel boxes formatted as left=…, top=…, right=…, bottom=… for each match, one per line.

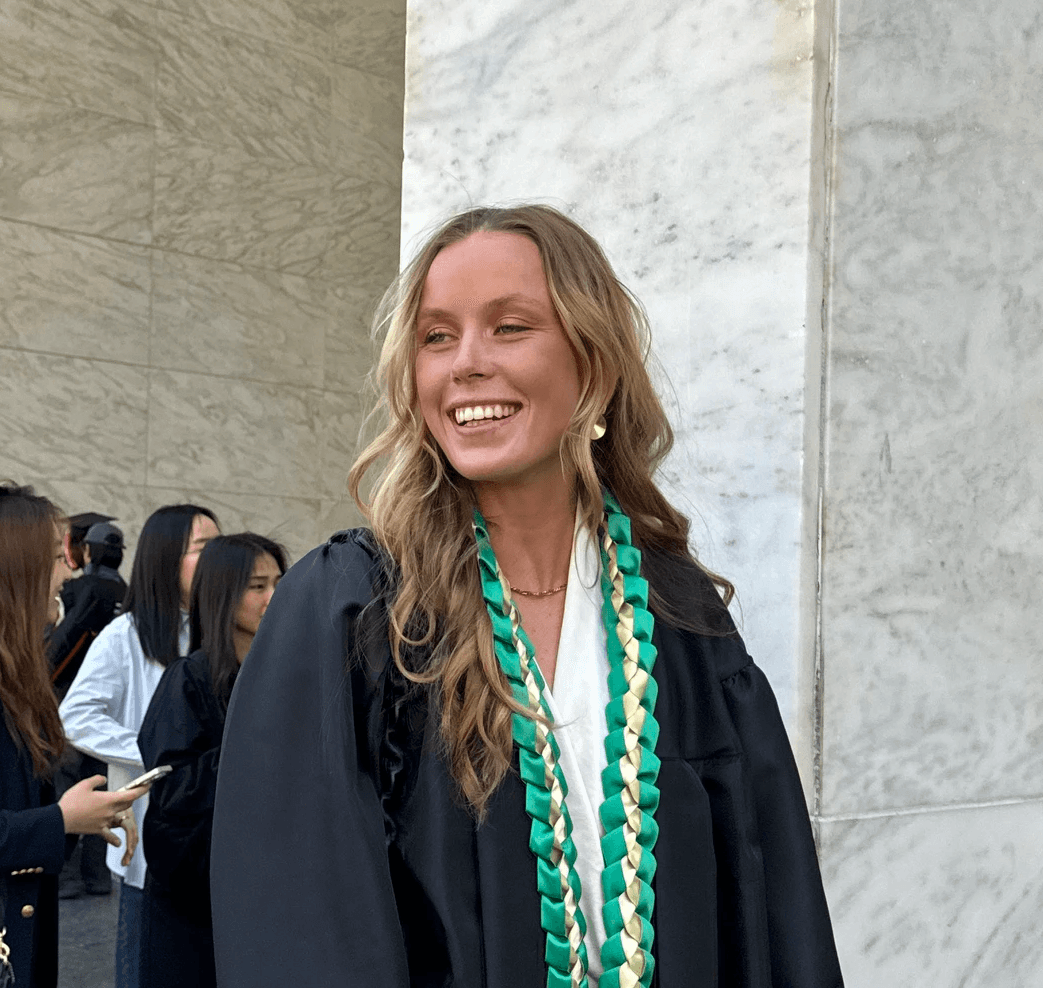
left=138, top=655, right=222, bottom=911
left=722, top=660, right=844, bottom=988
left=210, top=531, right=410, bottom=988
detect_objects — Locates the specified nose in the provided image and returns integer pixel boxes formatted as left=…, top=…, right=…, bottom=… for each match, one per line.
left=451, top=326, right=491, bottom=380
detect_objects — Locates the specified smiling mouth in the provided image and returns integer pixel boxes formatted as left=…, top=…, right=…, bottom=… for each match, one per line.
left=452, top=403, right=521, bottom=426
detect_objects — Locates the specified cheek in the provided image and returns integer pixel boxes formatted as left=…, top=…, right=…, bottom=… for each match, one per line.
left=237, top=596, right=262, bottom=628
left=414, top=361, right=441, bottom=432
left=179, top=554, right=199, bottom=595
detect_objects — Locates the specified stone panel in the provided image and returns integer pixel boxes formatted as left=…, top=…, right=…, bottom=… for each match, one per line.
left=0, top=349, right=148, bottom=487
left=0, top=0, right=157, bottom=125
left=151, top=251, right=328, bottom=387
left=0, top=94, right=152, bottom=242
left=819, top=802, right=1043, bottom=987
left=0, top=220, right=150, bottom=364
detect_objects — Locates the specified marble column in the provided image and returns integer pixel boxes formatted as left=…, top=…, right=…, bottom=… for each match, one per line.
left=402, top=0, right=1043, bottom=982
left=403, top=0, right=820, bottom=751
left=815, top=0, right=1043, bottom=982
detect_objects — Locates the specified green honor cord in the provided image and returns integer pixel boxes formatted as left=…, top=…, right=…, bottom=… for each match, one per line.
left=474, top=490, right=660, bottom=988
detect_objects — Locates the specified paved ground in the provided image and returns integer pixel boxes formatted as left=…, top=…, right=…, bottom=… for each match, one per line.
left=58, top=882, right=118, bottom=988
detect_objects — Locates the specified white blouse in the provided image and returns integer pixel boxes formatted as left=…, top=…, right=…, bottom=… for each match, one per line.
left=59, top=611, right=189, bottom=888
left=542, top=522, right=610, bottom=986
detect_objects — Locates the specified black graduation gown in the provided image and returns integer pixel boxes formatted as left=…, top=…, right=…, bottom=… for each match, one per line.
left=0, top=719, right=66, bottom=988
left=137, top=650, right=226, bottom=988
left=211, top=530, right=843, bottom=988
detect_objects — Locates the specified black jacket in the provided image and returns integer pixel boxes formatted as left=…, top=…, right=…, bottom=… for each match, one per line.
left=0, top=718, right=67, bottom=988
left=211, top=530, right=843, bottom=987
left=48, top=567, right=126, bottom=699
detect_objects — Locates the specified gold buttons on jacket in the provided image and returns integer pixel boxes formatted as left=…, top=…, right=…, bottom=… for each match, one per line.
left=8, top=867, right=44, bottom=876
left=21, top=905, right=34, bottom=918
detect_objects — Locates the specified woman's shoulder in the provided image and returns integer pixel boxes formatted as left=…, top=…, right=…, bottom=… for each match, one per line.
left=74, top=611, right=136, bottom=670
left=142, top=650, right=222, bottom=739
left=92, top=610, right=134, bottom=644
left=155, top=650, right=210, bottom=692
left=643, top=548, right=739, bottom=642
left=245, top=528, right=393, bottom=686
left=277, top=528, right=392, bottom=610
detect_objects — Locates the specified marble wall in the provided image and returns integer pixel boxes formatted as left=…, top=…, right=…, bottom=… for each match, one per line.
left=816, top=0, right=1043, bottom=982
left=402, top=0, right=1043, bottom=984
left=402, top=0, right=820, bottom=747
left=0, top=0, right=406, bottom=563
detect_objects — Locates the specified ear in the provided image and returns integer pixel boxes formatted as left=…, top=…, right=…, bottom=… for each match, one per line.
left=63, top=530, right=78, bottom=569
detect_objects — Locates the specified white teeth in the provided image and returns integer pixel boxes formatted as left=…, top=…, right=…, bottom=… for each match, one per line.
left=454, top=404, right=519, bottom=424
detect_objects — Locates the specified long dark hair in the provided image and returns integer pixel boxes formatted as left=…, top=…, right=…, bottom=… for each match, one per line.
left=0, top=483, right=66, bottom=774
left=124, top=505, right=219, bottom=667
left=188, top=534, right=287, bottom=707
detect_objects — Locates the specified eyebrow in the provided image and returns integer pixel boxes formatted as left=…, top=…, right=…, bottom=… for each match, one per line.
left=417, top=293, right=546, bottom=323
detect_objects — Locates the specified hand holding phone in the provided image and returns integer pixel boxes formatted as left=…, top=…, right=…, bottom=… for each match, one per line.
left=117, top=765, right=172, bottom=792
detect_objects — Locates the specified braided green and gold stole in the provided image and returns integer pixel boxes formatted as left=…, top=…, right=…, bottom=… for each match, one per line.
left=473, top=491, right=661, bottom=988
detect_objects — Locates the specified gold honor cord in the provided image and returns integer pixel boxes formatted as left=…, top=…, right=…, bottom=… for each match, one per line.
left=475, top=515, right=590, bottom=987
left=474, top=491, right=660, bottom=988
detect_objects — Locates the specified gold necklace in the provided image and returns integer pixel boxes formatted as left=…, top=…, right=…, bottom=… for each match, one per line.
left=508, top=581, right=567, bottom=598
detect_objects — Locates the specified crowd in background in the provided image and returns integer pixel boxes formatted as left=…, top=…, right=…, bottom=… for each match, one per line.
left=1, top=483, right=287, bottom=988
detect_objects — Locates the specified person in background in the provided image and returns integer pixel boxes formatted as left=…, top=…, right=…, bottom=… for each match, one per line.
left=52, top=512, right=116, bottom=624
left=49, top=521, right=127, bottom=699
left=60, top=504, right=219, bottom=988
left=63, top=512, right=116, bottom=577
left=138, top=533, right=287, bottom=988
left=48, top=520, right=129, bottom=898
left=0, top=484, right=145, bottom=988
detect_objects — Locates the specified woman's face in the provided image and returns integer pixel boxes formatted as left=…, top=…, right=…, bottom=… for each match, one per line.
left=179, top=514, right=220, bottom=607
left=414, top=231, right=582, bottom=490
left=233, top=552, right=282, bottom=659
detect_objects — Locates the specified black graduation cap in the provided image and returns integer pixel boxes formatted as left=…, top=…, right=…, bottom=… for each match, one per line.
left=67, top=512, right=117, bottom=544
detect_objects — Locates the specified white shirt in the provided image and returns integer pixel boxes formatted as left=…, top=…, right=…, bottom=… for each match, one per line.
left=59, top=611, right=189, bottom=887
left=542, top=523, right=610, bottom=986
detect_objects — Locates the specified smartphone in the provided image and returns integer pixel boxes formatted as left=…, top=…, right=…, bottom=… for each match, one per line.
left=117, top=765, right=172, bottom=792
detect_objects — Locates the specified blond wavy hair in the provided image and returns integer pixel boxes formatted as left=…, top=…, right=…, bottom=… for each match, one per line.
left=348, top=204, right=732, bottom=816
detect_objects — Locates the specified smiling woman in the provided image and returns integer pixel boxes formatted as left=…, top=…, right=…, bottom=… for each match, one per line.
left=414, top=231, right=582, bottom=489
left=211, top=205, right=844, bottom=988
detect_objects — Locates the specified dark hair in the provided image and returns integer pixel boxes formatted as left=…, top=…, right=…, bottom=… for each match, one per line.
left=66, top=512, right=116, bottom=570
left=88, top=542, right=124, bottom=571
left=188, top=534, right=287, bottom=707
left=0, top=483, right=66, bottom=774
left=124, top=505, right=219, bottom=667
